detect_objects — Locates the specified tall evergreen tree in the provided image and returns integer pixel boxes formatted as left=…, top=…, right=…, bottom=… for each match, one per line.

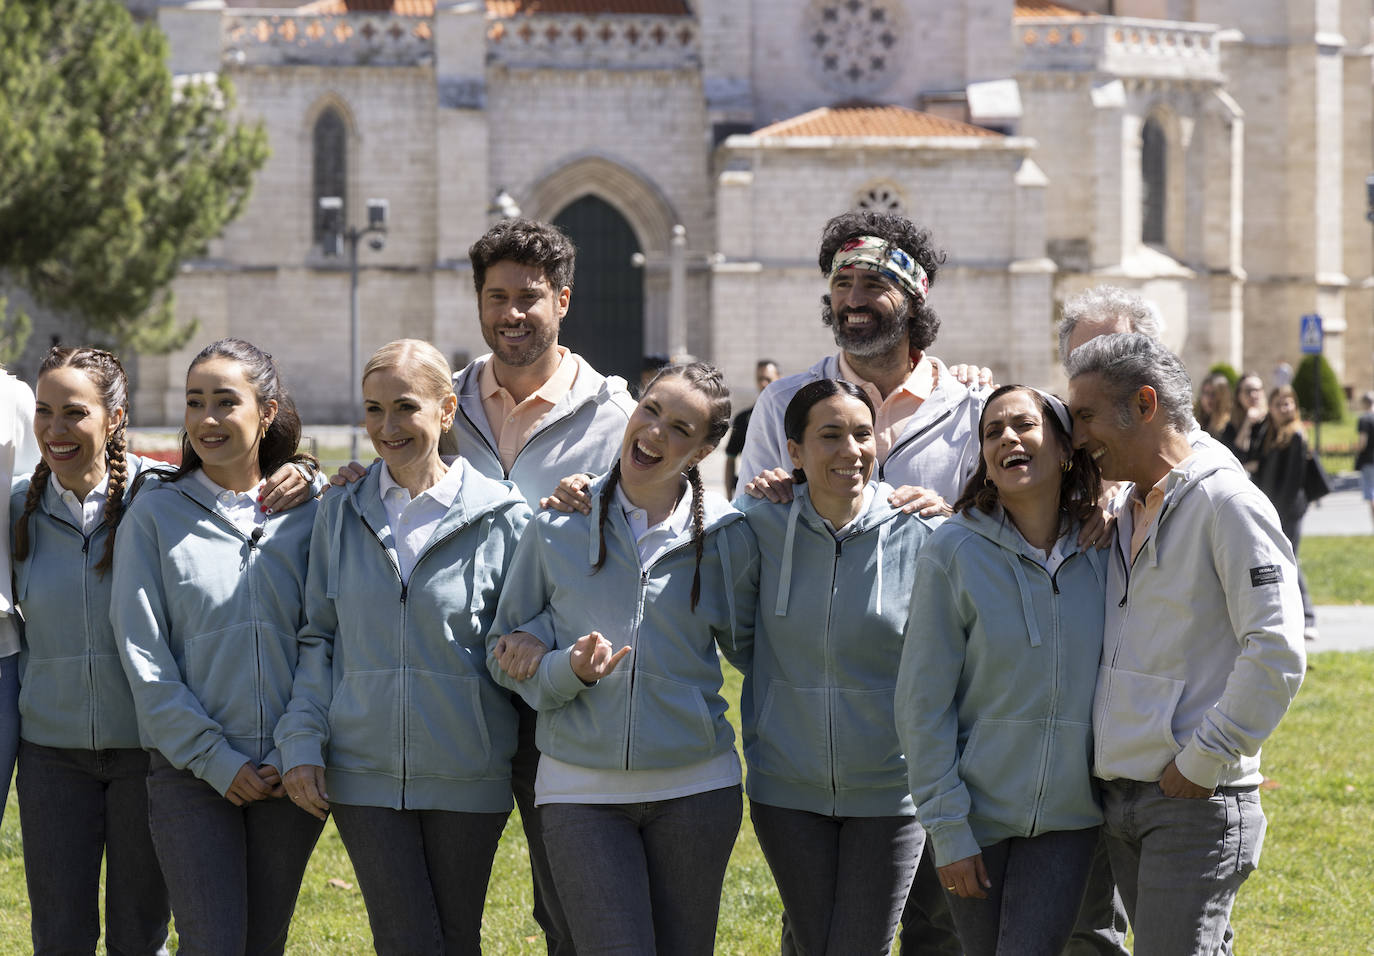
left=0, top=0, right=268, bottom=353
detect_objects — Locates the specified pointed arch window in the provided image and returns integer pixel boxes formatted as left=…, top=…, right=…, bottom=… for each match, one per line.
left=1141, top=116, right=1166, bottom=245
left=313, top=107, right=347, bottom=243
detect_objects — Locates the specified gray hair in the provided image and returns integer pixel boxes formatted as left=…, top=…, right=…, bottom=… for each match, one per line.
left=1066, top=333, right=1193, bottom=431
left=1057, top=285, right=1163, bottom=367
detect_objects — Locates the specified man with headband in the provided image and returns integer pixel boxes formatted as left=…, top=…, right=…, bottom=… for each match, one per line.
left=736, top=210, right=986, bottom=510
left=736, top=209, right=974, bottom=953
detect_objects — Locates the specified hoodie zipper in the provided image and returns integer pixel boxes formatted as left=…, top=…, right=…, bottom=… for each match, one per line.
left=359, top=514, right=412, bottom=800
left=1027, top=549, right=1083, bottom=832
left=47, top=513, right=100, bottom=749
left=180, top=495, right=267, bottom=755
left=825, top=537, right=842, bottom=811
left=878, top=409, right=954, bottom=483
left=458, top=398, right=583, bottom=481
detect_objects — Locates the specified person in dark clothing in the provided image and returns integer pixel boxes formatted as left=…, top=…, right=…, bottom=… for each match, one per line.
left=1252, top=385, right=1317, bottom=640
left=724, top=359, right=779, bottom=496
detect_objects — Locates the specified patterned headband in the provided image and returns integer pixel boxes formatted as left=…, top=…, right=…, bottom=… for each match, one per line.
left=828, top=236, right=930, bottom=303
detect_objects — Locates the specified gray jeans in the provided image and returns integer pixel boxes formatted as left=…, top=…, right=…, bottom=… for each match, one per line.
left=751, top=802, right=921, bottom=955
left=1100, top=779, right=1265, bottom=956
left=541, top=786, right=742, bottom=956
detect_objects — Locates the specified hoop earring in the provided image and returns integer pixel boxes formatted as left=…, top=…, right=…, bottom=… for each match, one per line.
left=983, top=477, right=994, bottom=488
left=1062, top=458, right=1073, bottom=473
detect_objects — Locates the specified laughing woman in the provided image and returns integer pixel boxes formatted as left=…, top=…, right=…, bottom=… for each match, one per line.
left=113, top=339, right=323, bottom=955
left=11, top=347, right=169, bottom=954
left=737, top=379, right=941, bottom=955
left=278, top=340, right=530, bottom=955
left=487, top=362, right=758, bottom=956
left=895, top=385, right=1105, bottom=956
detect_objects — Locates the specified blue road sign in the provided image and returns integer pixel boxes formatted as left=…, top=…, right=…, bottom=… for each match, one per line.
left=1300, top=313, right=1324, bottom=355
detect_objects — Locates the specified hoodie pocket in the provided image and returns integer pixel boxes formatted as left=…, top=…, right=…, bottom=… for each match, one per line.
left=959, top=717, right=1048, bottom=831
left=750, top=680, right=829, bottom=783
left=632, top=671, right=720, bottom=767
left=832, top=686, right=904, bottom=788
left=1097, top=666, right=1186, bottom=779
left=407, top=670, right=495, bottom=779
left=327, top=670, right=401, bottom=774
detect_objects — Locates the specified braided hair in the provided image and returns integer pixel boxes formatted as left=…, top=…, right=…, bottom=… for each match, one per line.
left=12, top=347, right=131, bottom=576
left=593, top=362, right=732, bottom=611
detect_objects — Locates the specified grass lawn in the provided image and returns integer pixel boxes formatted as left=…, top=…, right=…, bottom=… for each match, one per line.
left=1300, top=536, right=1374, bottom=606
left=0, top=657, right=1368, bottom=953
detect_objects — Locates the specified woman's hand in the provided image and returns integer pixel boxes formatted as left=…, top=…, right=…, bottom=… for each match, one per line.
left=569, top=631, right=631, bottom=684
left=226, top=762, right=278, bottom=806
left=541, top=474, right=594, bottom=514
left=492, top=631, right=551, bottom=681
left=938, top=853, right=992, bottom=899
left=328, top=460, right=374, bottom=487
left=743, top=467, right=794, bottom=503
left=887, top=485, right=950, bottom=517
left=261, top=463, right=312, bottom=514
left=284, top=764, right=331, bottom=820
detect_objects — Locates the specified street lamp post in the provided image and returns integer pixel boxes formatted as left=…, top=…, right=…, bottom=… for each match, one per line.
left=320, top=196, right=388, bottom=462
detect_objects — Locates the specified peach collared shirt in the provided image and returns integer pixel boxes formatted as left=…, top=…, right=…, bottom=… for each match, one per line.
left=837, top=352, right=935, bottom=462
left=479, top=346, right=580, bottom=472
left=1129, top=453, right=1195, bottom=562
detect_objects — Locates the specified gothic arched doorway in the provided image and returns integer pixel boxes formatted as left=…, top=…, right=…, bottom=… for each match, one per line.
left=552, top=195, right=645, bottom=384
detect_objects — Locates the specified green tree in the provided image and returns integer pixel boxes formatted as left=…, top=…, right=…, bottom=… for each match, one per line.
left=0, top=0, right=268, bottom=353
left=1293, top=355, right=1346, bottom=423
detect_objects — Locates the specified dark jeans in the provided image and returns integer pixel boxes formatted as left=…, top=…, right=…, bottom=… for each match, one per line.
left=512, top=695, right=576, bottom=955
left=1101, top=779, right=1264, bottom=956
left=0, top=651, right=17, bottom=828
left=541, top=785, right=742, bottom=956
left=17, top=742, right=169, bottom=955
left=751, top=802, right=920, bottom=955
left=331, top=802, right=509, bottom=956
left=944, top=827, right=1100, bottom=956
left=899, top=845, right=965, bottom=955
left=1063, top=830, right=1129, bottom=956
left=145, top=753, right=324, bottom=956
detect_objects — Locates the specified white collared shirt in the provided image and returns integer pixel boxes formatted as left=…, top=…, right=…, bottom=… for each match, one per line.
left=379, top=459, right=464, bottom=584
left=193, top=470, right=267, bottom=536
left=615, top=482, right=692, bottom=567
left=56, top=474, right=110, bottom=535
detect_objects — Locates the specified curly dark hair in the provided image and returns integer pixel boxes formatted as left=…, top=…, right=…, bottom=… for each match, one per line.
left=468, top=218, right=576, bottom=296
left=817, top=210, right=947, bottom=352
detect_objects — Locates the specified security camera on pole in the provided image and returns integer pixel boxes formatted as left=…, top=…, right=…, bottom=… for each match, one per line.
left=319, top=196, right=389, bottom=461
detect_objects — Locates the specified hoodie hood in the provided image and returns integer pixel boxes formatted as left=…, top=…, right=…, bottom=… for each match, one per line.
left=950, top=505, right=1101, bottom=647
left=752, top=482, right=910, bottom=618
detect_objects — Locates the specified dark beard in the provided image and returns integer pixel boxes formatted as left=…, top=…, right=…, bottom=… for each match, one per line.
left=821, top=295, right=909, bottom=358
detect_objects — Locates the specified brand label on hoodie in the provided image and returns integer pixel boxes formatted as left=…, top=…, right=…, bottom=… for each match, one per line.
left=1249, top=565, right=1283, bottom=587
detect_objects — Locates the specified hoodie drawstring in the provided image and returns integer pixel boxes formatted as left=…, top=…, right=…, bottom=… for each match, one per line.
left=1010, top=554, right=1043, bottom=647
left=774, top=496, right=805, bottom=617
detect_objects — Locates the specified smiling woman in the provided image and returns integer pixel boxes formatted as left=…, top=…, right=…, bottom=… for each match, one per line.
left=896, top=384, right=1107, bottom=956
left=277, top=338, right=532, bottom=954
left=486, top=361, right=759, bottom=956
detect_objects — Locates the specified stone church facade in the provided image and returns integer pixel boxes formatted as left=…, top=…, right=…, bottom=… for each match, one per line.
left=104, top=0, right=1371, bottom=423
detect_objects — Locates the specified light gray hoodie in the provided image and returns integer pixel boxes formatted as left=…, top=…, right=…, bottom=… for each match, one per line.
left=1095, top=445, right=1306, bottom=789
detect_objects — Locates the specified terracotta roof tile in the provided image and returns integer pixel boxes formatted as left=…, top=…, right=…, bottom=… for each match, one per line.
left=297, top=0, right=435, bottom=13
left=753, top=105, right=1002, bottom=140
left=299, top=0, right=691, bottom=13
left=486, top=0, right=691, bottom=13
left=1013, top=0, right=1090, bottom=18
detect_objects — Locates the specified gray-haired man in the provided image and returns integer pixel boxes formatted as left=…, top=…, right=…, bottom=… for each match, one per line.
left=1066, top=333, right=1305, bottom=953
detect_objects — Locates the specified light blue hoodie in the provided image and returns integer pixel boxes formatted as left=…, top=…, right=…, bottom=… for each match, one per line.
left=486, top=471, right=758, bottom=772
left=452, top=354, right=635, bottom=507
left=737, top=483, right=940, bottom=817
left=895, top=506, right=1106, bottom=867
left=10, top=455, right=158, bottom=750
left=276, top=462, right=530, bottom=812
left=112, top=473, right=316, bottom=797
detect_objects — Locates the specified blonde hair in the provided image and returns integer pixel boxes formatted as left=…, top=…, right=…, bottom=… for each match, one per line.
left=362, top=339, right=453, bottom=400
